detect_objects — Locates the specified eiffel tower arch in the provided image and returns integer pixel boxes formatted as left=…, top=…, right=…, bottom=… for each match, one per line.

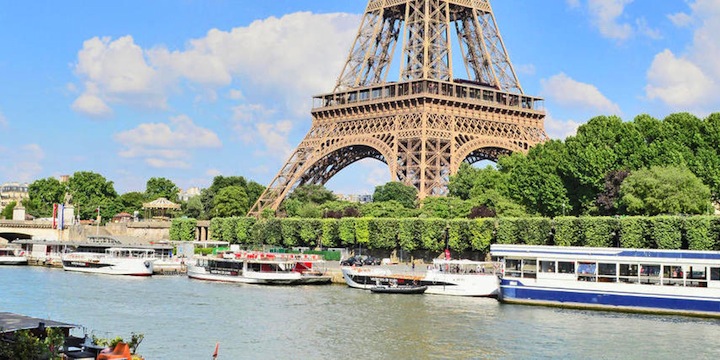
left=249, top=0, right=548, bottom=216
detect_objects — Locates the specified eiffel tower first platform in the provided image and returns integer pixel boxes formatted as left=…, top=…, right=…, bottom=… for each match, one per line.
left=249, top=0, right=548, bottom=216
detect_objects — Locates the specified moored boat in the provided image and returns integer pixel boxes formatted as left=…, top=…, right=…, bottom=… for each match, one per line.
left=187, top=252, right=303, bottom=285
left=370, top=283, right=428, bottom=294
left=422, top=259, right=502, bottom=297
left=341, top=259, right=501, bottom=297
left=0, top=247, right=28, bottom=265
left=61, top=248, right=155, bottom=276
left=491, top=244, right=720, bottom=317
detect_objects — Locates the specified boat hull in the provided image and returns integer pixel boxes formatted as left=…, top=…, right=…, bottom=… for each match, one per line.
left=423, top=273, right=499, bottom=297
left=0, top=256, right=28, bottom=265
left=499, top=279, right=720, bottom=317
left=61, top=254, right=154, bottom=276
left=370, top=285, right=428, bottom=294
left=187, top=266, right=302, bottom=285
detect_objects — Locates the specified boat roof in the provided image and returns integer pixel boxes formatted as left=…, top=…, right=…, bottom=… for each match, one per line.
left=432, top=259, right=493, bottom=265
left=0, top=312, right=78, bottom=334
left=14, top=237, right=172, bottom=250
left=490, top=244, right=720, bottom=262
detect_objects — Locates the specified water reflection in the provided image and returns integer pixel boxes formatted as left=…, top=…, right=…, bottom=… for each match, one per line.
left=1, top=267, right=719, bottom=359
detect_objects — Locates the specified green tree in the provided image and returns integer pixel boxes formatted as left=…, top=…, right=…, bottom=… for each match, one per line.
left=372, top=181, right=418, bottom=208
left=213, top=186, right=249, bottom=217
left=449, top=163, right=508, bottom=200
left=117, top=192, right=145, bottom=217
left=183, top=196, right=203, bottom=219
left=286, top=184, right=337, bottom=205
left=246, top=181, right=266, bottom=208
left=418, top=196, right=470, bottom=218
left=67, top=171, right=119, bottom=221
left=145, top=177, right=179, bottom=201
left=1, top=201, right=16, bottom=219
left=26, top=177, right=66, bottom=217
left=618, top=166, right=711, bottom=215
left=360, top=200, right=417, bottom=218
left=200, top=176, right=249, bottom=217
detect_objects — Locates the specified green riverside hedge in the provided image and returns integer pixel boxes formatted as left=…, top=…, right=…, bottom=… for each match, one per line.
left=170, top=215, right=720, bottom=252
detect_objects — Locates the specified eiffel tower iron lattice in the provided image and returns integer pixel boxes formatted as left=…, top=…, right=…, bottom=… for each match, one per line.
left=248, top=0, right=548, bottom=216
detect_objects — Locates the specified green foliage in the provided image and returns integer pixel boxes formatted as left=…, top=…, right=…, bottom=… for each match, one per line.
left=182, top=196, right=203, bottom=219
left=299, top=219, right=322, bottom=247
left=117, top=192, right=145, bottom=217
left=650, top=216, right=683, bottom=249
left=338, top=218, right=356, bottom=246
left=418, top=197, right=470, bottom=219
left=220, top=217, right=239, bottom=243
left=67, top=171, right=119, bottom=221
left=2, top=201, right=16, bottom=219
left=619, top=166, right=711, bottom=215
left=469, top=218, right=495, bottom=252
left=320, top=219, right=339, bottom=247
left=287, top=184, right=337, bottom=205
left=200, top=176, right=260, bottom=219
left=235, top=217, right=255, bottom=244
left=421, top=219, right=446, bottom=252
left=0, top=327, right=65, bottom=360
left=372, top=181, right=418, bottom=208
left=553, top=217, right=583, bottom=246
left=213, top=186, right=249, bottom=217
left=170, top=218, right=197, bottom=241
left=209, top=218, right=223, bottom=241
left=684, top=216, right=714, bottom=250
left=27, top=177, right=66, bottom=217
left=145, top=177, right=179, bottom=201
left=260, top=218, right=283, bottom=247
left=581, top=217, right=619, bottom=247
left=281, top=218, right=301, bottom=247
left=368, top=218, right=398, bottom=249
left=355, top=218, right=370, bottom=245
left=470, top=189, right=527, bottom=217
left=398, top=219, right=422, bottom=252
left=447, top=219, right=471, bottom=252
left=619, top=216, right=651, bottom=248
left=449, top=163, right=507, bottom=200
left=295, top=203, right=323, bottom=218
left=360, top=200, right=417, bottom=218
left=516, top=218, right=552, bottom=245
left=495, top=218, right=518, bottom=244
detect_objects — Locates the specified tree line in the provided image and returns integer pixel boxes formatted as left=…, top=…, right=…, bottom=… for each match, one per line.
left=6, top=112, right=719, bottom=222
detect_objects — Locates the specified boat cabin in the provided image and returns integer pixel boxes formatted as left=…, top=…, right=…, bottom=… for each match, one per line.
left=492, top=244, right=720, bottom=288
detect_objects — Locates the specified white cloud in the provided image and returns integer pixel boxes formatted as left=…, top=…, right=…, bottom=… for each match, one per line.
left=587, top=0, right=634, bottom=40
left=114, top=114, right=222, bottom=169
left=544, top=113, right=582, bottom=140
left=668, top=12, right=693, bottom=27
left=645, top=0, right=720, bottom=112
left=231, top=103, right=278, bottom=143
left=72, top=12, right=360, bottom=117
left=645, top=50, right=715, bottom=108
left=635, top=18, right=661, bottom=40
left=0, top=111, right=7, bottom=127
left=228, top=89, right=244, bottom=100
left=541, top=73, right=621, bottom=114
left=72, top=36, right=168, bottom=115
left=206, top=168, right=222, bottom=177
left=256, top=120, right=294, bottom=160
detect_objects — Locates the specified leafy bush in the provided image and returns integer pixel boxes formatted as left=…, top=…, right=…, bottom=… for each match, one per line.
left=516, top=218, right=552, bottom=245
left=684, top=216, right=714, bottom=250
left=170, top=218, right=197, bottom=241
left=421, top=218, right=446, bottom=252
left=495, top=218, right=518, bottom=244
left=581, top=217, right=619, bottom=247
left=369, top=218, right=398, bottom=249
left=338, top=218, right=356, bottom=246
left=553, top=217, right=582, bottom=246
left=650, top=216, right=682, bottom=249
left=321, top=219, right=339, bottom=247
left=447, top=219, right=471, bottom=252
left=398, top=219, right=422, bottom=252
left=469, top=218, right=495, bottom=252
left=619, top=216, right=649, bottom=248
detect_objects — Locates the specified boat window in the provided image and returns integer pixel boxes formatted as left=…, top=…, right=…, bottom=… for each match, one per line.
left=639, top=264, right=661, bottom=285
left=505, top=259, right=522, bottom=277
left=598, top=263, right=617, bottom=282
left=687, top=266, right=706, bottom=280
left=577, top=262, right=596, bottom=281
left=711, top=267, right=720, bottom=281
left=558, top=261, right=574, bottom=274
left=662, top=265, right=684, bottom=286
left=618, top=264, right=638, bottom=283
left=522, top=259, right=537, bottom=279
left=539, top=260, right=555, bottom=273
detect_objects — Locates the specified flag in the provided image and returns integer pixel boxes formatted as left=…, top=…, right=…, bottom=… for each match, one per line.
left=212, top=342, right=219, bottom=359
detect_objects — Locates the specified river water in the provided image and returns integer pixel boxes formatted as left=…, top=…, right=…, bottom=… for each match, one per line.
left=2, top=266, right=720, bottom=359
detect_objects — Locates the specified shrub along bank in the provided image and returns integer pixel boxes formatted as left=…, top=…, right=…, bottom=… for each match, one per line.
left=171, top=216, right=720, bottom=253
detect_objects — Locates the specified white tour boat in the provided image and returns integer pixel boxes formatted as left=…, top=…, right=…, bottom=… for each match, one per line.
left=0, top=247, right=28, bottom=265
left=188, top=252, right=303, bottom=285
left=491, top=244, right=720, bottom=317
left=61, top=248, right=155, bottom=276
left=341, top=259, right=501, bottom=297
left=423, top=259, right=502, bottom=296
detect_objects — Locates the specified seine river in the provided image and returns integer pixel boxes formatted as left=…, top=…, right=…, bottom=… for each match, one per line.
left=2, top=266, right=720, bottom=359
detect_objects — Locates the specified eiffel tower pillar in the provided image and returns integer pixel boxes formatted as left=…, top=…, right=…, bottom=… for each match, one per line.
left=249, top=0, right=548, bottom=216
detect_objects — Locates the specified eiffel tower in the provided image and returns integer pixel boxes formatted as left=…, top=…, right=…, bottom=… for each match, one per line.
left=249, top=0, right=547, bottom=216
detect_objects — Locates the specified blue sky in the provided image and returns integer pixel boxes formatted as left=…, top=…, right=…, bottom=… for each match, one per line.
left=1, top=0, right=718, bottom=196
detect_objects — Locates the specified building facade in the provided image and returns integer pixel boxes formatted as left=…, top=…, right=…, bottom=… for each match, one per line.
left=0, top=182, right=29, bottom=209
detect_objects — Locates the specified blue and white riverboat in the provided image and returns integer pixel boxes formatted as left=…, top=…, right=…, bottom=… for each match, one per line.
left=491, top=244, right=720, bottom=317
